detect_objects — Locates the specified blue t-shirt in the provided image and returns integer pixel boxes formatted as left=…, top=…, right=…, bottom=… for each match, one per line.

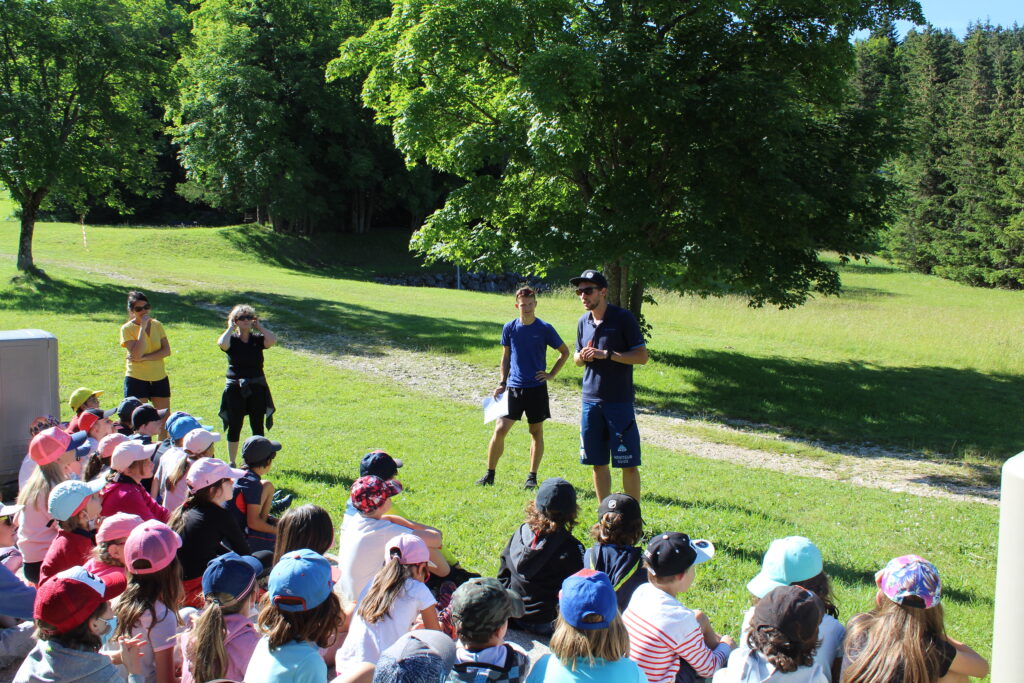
left=526, top=654, right=646, bottom=682
left=575, top=304, right=645, bottom=403
left=244, top=638, right=327, bottom=683
left=501, top=318, right=564, bottom=389
left=230, top=470, right=263, bottom=532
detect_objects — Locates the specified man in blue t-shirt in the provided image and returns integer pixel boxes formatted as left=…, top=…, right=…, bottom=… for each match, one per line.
left=571, top=269, right=648, bottom=502
left=477, top=286, right=570, bottom=489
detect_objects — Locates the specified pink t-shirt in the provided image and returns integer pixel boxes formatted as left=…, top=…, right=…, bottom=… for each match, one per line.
left=180, top=612, right=259, bottom=683
left=15, top=501, right=56, bottom=564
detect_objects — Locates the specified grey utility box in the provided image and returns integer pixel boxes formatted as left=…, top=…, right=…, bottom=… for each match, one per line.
left=0, top=330, right=59, bottom=491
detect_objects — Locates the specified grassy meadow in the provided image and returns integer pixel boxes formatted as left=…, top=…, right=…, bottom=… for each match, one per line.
left=0, top=200, right=1011, bottom=670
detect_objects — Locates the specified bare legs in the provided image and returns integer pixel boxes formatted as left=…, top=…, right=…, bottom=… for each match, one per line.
left=592, top=465, right=640, bottom=502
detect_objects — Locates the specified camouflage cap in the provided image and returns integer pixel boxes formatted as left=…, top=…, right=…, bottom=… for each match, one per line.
left=449, top=578, right=525, bottom=642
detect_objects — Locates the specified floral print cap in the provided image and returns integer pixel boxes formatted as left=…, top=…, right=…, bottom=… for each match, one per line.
left=875, top=554, right=941, bottom=609
left=351, top=475, right=403, bottom=514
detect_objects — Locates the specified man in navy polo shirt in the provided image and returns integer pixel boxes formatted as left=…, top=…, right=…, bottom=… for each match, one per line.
left=478, top=286, right=570, bottom=489
left=572, top=269, right=648, bottom=501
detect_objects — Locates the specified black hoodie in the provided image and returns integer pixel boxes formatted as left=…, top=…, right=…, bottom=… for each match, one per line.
left=584, top=543, right=647, bottom=611
left=497, top=523, right=584, bottom=624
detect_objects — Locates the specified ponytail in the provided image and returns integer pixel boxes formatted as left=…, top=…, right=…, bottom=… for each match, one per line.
left=166, top=451, right=202, bottom=493
left=169, top=479, right=225, bottom=534
left=82, top=453, right=108, bottom=482
left=358, top=553, right=416, bottom=624
left=186, top=591, right=245, bottom=683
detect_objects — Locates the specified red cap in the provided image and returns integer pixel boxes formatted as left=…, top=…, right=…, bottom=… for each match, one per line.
left=351, top=475, right=403, bottom=514
left=34, top=566, right=126, bottom=635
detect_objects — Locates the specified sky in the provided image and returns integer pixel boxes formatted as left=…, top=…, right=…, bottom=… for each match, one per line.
left=903, top=0, right=1021, bottom=36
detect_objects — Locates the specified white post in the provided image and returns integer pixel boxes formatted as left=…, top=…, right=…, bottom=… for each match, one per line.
left=992, top=451, right=1024, bottom=681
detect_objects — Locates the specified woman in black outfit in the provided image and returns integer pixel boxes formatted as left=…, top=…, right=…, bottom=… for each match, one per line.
left=217, top=305, right=278, bottom=466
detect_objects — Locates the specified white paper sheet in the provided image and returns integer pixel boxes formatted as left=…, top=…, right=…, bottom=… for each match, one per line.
left=482, top=391, right=509, bottom=423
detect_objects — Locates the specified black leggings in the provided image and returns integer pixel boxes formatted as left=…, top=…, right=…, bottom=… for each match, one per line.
left=23, top=562, right=40, bottom=585
left=223, top=381, right=268, bottom=442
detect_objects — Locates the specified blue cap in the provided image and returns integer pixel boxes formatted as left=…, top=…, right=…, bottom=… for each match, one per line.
left=559, top=569, right=618, bottom=630
left=68, top=430, right=91, bottom=459
left=165, top=412, right=212, bottom=441
left=47, top=478, right=105, bottom=521
left=359, top=450, right=403, bottom=480
left=202, top=552, right=264, bottom=601
left=269, top=549, right=334, bottom=612
left=747, top=536, right=824, bottom=598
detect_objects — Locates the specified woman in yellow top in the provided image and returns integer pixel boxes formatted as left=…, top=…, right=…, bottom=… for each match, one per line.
left=119, top=291, right=172, bottom=417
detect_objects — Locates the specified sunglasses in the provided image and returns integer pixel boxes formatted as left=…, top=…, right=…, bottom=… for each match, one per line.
left=575, top=287, right=598, bottom=296
left=133, top=303, right=151, bottom=312
left=235, top=315, right=255, bottom=321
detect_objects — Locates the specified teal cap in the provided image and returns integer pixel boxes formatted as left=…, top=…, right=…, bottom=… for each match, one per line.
left=747, top=536, right=823, bottom=598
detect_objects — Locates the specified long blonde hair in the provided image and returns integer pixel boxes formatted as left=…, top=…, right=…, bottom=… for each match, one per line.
left=549, top=613, right=631, bottom=670
left=185, top=589, right=252, bottom=682
left=17, top=462, right=67, bottom=510
left=358, top=554, right=426, bottom=624
left=841, top=598, right=947, bottom=683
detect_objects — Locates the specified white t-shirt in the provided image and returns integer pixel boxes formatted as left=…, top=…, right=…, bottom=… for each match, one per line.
left=739, top=607, right=845, bottom=681
left=336, top=577, right=436, bottom=666
left=713, top=648, right=830, bottom=683
left=336, top=514, right=410, bottom=603
left=119, top=601, right=180, bottom=683
left=152, top=446, right=189, bottom=513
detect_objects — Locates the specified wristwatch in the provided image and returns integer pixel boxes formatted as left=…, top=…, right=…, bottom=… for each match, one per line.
left=606, top=350, right=613, bottom=361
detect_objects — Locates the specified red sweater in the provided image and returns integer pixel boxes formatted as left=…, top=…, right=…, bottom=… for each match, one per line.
left=101, top=476, right=169, bottom=523
left=39, top=528, right=95, bottom=586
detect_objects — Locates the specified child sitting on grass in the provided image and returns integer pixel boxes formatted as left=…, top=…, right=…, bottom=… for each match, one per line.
left=841, top=555, right=989, bottom=682
left=526, top=569, right=645, bottom=682
left=585, top=493, right=646, bottom=611
left=623, top=532, right=734, bottom=683
left=38, top=479, right=105, bottom=586
left=84, top=512, right=144, bottom=580
left=83, top=433, right=128, bottom=482
left=151, top=413, right=218, bottom=511
left=498, top=477, right=583, bottom=636
left=102, top=441, right=169, bottom=523
left=448, top=577, right=530, bottom=682
left=231, top=435, right=284, bottom=552
left=713, top=585, right=828, bottom=682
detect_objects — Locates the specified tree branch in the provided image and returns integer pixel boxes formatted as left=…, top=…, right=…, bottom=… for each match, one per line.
left=657, top=7, right=704, bottom=40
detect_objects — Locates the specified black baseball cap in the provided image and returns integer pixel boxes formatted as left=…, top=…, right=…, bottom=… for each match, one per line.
left=569, top=269, right=609, bottom=289
left=751, top=585, right=824, bottom=645
left=242, top=436, right=282, bottom=465
left=360, top=450, right=404, bottom=480
left=597, top=493, right=642, bottom=524
left=644, top=532, right=715, bottom=577
left=117, top=397, right=143, bottom=425
left=535, top=477, right=577, bottom=514
left=131, top=404, right=167, bottom=430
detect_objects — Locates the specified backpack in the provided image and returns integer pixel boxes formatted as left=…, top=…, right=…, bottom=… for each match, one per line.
left=447, top=644, right=525, bottom=682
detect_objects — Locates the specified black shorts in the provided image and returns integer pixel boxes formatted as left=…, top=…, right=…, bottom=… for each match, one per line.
left=124, top=375, right=170, bottom=400
left=505, top=384, right=551, bottom=424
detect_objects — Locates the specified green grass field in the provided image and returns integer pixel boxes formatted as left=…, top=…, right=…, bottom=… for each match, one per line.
left=0, top=201, right=1007, bottom=672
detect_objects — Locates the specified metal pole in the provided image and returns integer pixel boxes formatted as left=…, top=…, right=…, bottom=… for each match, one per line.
left=992, top=451, right=1024, bottom=681
left=456, top=265, right=461, bottom=290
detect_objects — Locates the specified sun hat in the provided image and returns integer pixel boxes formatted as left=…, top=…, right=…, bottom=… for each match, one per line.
left=187, top=457, right=245, bottom=491
left=124, top=520, right=181, bottom=575
left=876, top=554, right=942, bottom=609
left=97, top=433, right=130, bottom=459
left=69, top=387, right=103, bottom=412
left=360, top=450, right=403, bottom=480
left=165, top=412, right=213, bottom=441
left=116, top=397, right=143, bottom=426
left=559, top=569, right=618, bottom=630
left=182, top=428, right=221, bottom=455
left=47, top=479, right=105, bottom=521
left=268, top=548, right=334, bottom=612
left=110, top=441, right=158, bottom=472
left=597, top=493, right=642, bottom=524
left=375, top=630, right=457, bottom=683
left=131, top=404, right=167, bottom=430
left=29, top=427, right=89, bottom=466
left=752, top=585, right=825, bottom=644
left=569, top=269, right=609, bottom=289
left=535, top=477, right=576, bottom=515
left=96, top=512, right=144, bottom=544
left=351, top=475, right=403, bottom=514
left=644, top=532, right=715, bottom=577
left=384, top=534, right=438, bottom=568
left=0, top=502, right=24, bottom=519
left=450, top=577, right=525, bottom=640
left=35, top=566, right=127, bottom=635
left=241, top=436, right=282, bottom=466
left=747, top=536, right=824, bottom=599
left=202, top=551, right=264, bottom=603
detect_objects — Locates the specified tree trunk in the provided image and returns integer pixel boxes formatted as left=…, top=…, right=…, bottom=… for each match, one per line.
left=17, top=189, right=47, bottom=273
left=603, top=259, right=644, bottom=320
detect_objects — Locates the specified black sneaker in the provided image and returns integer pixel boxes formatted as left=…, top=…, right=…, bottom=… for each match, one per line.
left=523, top=473, right=538, bottom=489
left=269, top=493, right=294, bottom=515
left=475, top=471, right=494, bottom=486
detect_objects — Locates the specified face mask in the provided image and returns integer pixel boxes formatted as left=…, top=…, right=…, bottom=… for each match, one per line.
left=87, top=517, right=98, bottom=531
left=96, top=615, right=117, bottom=648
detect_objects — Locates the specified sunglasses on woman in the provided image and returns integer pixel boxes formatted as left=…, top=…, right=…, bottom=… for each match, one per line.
left=133, top=303, right=151, bottom=312
left=235, top=315, right=255, bottom=321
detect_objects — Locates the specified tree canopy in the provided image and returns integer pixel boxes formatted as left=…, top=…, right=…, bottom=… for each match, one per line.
left=333, top=0, right=922, bottom=317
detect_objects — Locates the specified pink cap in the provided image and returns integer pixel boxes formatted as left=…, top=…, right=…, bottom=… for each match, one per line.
left=383, top=533, right=437, bottom=568
left=97, top=433, right=129, bottom=459
left=110, top=442, right=157, bottom=472
left=186, top=457, right=245, bottom=492
left=96, top=512, right=144, bottom=544
left=124, top=520, right=181, bottom=575
left=182, top=428, right=221, bottom=455
left=29, top=427, right=73, bottom=465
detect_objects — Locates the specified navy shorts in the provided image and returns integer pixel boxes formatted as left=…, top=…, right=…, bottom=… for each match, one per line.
left=580, top=401, right=641, bottom=468
left=505, top=385, right=551, bottom=424
left=124, top=375, right=170, bottom=399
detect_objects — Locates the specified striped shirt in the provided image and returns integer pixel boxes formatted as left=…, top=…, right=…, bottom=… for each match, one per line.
left=623, top=583, right=730, bottom=682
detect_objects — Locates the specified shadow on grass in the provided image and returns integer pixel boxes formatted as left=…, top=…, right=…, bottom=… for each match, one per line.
left=277, top=468, right=354, bottom=490
left=644, top=349, right=1024, bottom=461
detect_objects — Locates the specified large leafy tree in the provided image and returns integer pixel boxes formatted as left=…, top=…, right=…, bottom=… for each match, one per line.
left=0, top=0, right=176, bottom=273
left=333, top=0, right=921, bottom=318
